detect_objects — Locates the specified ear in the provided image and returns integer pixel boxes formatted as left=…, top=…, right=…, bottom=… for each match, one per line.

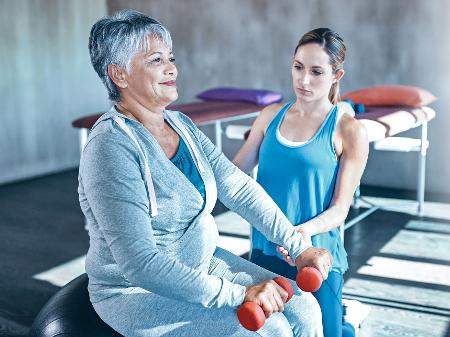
left=334, top=68, right=345, bottom=83
left=107, top=64, right=128, bottom=89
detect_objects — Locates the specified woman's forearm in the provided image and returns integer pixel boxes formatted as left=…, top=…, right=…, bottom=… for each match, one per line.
left=232, top=140, right=259, bottom=174
left=299, top=203, right=349, bottom=236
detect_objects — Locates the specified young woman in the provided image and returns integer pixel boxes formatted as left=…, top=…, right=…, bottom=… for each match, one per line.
left=233, top=28, right=369, bottom=337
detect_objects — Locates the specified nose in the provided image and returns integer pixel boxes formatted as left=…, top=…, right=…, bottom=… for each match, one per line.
left=164, top=60, right=177, bottom=77
left=300, top=72, right=310, bottom=86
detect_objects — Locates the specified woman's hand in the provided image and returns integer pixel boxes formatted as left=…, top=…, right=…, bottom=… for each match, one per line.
left=278, top=226, right=332, bottom=280
left=295, top=247, right=333, bottom=280
left=296, top=225, right=313, bottom=246
left=244, top=280, right=289, bottom=318
left=277, top=246, right=296, bottom=267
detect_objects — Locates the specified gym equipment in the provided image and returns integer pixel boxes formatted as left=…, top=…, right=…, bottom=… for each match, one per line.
left=237, top=268, right=323, bottom=331
left=237, top=277, right=293, bottom=331
left=296, top=267, right=323, bottom=292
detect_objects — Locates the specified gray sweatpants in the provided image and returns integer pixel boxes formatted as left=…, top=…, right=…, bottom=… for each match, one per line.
left=92, top=248, right=323, bottom=337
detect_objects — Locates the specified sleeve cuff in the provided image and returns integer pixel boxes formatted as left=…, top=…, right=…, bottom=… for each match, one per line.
left=213, top=278, right=246, bottom=308
left=288, top=232, right=312, bottom=262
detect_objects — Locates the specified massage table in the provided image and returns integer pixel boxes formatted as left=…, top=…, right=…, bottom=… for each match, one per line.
left=345, top=105, right=435, bottom=237
left=72, top=101, right=436, bottom=234
left=72, top=101, right=260, bottom=153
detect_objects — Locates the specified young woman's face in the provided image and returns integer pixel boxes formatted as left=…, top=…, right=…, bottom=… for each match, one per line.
left=291, top=43, right=338, bottom=104
left=124, top=35, right=178, bottom=109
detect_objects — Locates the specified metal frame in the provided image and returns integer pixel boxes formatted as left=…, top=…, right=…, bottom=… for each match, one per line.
left=202, top=112, right=259, bottom=153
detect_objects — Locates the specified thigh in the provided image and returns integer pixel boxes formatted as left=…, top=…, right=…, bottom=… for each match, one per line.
left=93, top=285, right=302, bottom=337
left=312, top=271, right=343, bottom=337
left=91, top=248, right=299, bottom=337
left=93, top=248, right=323, bottom=337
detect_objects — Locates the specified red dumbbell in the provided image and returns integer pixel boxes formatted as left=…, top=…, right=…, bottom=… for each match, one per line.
left=296, top=267, right=323, bottom=292
left=237, top=277, right=294, bottom=331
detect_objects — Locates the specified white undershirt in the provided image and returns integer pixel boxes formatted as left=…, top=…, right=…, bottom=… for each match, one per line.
left=277, top=106, right=347, bottom=146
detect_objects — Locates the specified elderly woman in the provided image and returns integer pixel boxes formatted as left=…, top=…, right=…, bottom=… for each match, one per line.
left=79, top=9, right=331, bottom=337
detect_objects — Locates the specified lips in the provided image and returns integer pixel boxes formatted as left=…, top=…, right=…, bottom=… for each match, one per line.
left=161, top=80, right=176, bottom=86
left=297, top=88, right=311, bottom=95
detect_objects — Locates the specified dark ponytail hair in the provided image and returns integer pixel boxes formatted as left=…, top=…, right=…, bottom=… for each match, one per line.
left=294, top=28, right=346, bottom=104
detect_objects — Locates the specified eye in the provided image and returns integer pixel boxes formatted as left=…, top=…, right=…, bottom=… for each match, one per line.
left=169, top=57, right=176, bottom=63
left=150, top=57, right=161, bottom=64
left=312, top=69, right=323, bottom=76
left=294, top=64, right=303, bottom=70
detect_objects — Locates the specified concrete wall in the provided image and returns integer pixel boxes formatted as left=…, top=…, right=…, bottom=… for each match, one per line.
left=1, top=0, right=448, bottom=195
left=108, top=0, right=450, bottom=195
left=0, top=0, right=109, bottom=184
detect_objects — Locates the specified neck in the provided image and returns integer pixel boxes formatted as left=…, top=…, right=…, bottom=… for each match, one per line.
left=292, top=98, right=333, bottom=117
left=116, top=98, right=166, bottom=130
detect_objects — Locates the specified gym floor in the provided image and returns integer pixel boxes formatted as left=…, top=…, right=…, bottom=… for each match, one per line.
left=0, top=169, right=449, bottom=337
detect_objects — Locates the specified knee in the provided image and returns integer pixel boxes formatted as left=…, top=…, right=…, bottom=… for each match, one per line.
left=288, top=293, right=323, bottom=337
left=304, top=294, right=323, bottom=337
left=342, top=321, right=356, bottom=337
left=262, top=312, right=294, bottom=337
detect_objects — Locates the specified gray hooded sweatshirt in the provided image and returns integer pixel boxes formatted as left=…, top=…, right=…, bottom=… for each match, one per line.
left=78, top=106, right=309, bottom=309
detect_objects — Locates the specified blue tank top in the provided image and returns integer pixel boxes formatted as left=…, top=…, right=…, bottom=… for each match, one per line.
left=253, top=101, right=348, bottom=273
left=171, top=137, right=206, bottom=202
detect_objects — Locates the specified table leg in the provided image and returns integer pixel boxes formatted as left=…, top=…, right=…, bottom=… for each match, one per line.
left=214, top=120, right=222, bottom=152
left=417, top=121, right=428, bottom=216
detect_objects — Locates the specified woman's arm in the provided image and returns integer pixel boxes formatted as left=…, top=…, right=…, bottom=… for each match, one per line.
left=81, top=130, right=246, bottom=309
left=179, top=111, right=311, bottom=261
left=232, top=104, right=282, bottom=173
left=299, top=116, right=369, bottom=237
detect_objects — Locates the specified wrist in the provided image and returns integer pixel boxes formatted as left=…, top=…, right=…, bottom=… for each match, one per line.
left=294, top=245, right=313, bottom=266
left=297, top=223, right=315, bottom=237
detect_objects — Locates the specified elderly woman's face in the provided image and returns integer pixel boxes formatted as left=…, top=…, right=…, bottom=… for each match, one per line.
left=124, top=34, right=178, bottom=108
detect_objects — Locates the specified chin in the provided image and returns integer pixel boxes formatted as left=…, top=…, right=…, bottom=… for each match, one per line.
left=169, top=92, right=178, bottom=103
left=296, top=94, right=313, bottom=103
left=162, top=94, right=177, bottom=107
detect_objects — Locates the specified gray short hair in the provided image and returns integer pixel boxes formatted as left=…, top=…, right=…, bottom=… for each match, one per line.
left=89, top=9, right=172, bottom=102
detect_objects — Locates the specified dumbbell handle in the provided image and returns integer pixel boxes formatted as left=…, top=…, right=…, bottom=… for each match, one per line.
left=237, top=277, right=293, bottom=331
left=296, top=267, right=323, bottom=292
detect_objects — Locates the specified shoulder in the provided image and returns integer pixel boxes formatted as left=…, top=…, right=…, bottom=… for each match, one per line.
left=85, top=119, right=118, bottom=149
left=251, top=102, right=285, bottom=133
left=86, top=117, right=129, bottom=147
left=336, top=114, right=369, bottom=158
left=337, top=113, right=367, bottom=142
left=259, top=102, right=285, bottom=121
left=82, top=118, right=140, bottom=167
